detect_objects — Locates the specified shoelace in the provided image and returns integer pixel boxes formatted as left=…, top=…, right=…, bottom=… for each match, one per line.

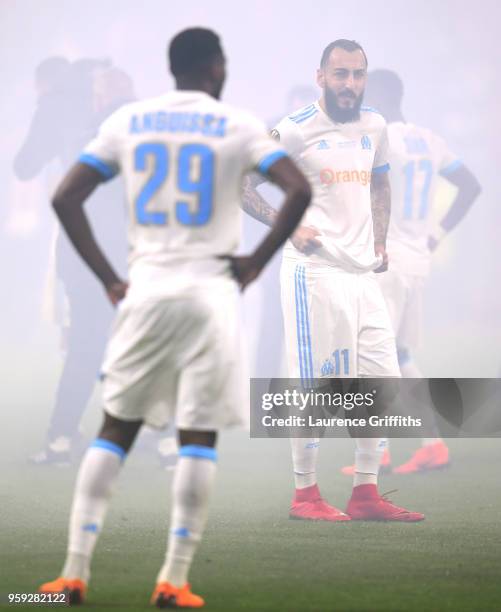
left=380, top=489, right=398, bottom=500
left=379, top=489, right=413, bottom=515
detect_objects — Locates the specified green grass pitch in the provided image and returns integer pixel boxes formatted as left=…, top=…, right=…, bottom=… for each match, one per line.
left=1, top=435, right=500, bottom=611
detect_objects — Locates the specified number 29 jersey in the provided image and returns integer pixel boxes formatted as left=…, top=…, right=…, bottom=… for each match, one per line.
left=385, top=121, right=460, bottom=276
left=79, top=90, right=285, bottom=296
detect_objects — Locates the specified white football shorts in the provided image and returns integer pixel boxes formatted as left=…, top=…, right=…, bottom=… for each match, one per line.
left=280, top=257, right=400, bottom=382
left=376, top=270, right=424, bottom=350
left=100, top=277, right=248, bottom=430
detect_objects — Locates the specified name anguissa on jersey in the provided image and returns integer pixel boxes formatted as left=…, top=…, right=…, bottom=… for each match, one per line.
left=129, top=110, right=227, bottom=138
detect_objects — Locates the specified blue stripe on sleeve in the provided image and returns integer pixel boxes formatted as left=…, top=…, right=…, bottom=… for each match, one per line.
left=289, top=104, right=316, bottom=122
left=361, top=105, right=383, bottom=115
left=292, top=108, right=318, bottom=124
left=79, top=153, right=117, bottom=180
left=179, top=445, right=217, bottom=462
left=440, top=159, right=462, bottom=176
left=256, top=150, right=287, bottom=175
left=91, top=438, right=127, bottom=460
left=372, top=163, right=390, bottom=174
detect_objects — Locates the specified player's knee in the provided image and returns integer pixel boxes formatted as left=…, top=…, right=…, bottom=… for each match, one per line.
left=178, top=429, right=217, bottom=448
left=98, top=413, right=142, bottom=453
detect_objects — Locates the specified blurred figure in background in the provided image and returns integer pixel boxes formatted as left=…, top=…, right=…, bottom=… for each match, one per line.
left=14, top=57, right=133, bottom=465
left=342, top=69, right=481, bottom=475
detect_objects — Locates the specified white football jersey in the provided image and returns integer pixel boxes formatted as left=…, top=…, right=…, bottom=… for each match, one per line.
left=385, top=121, right=460, bottom=276
left=80, top=90, right=285, bottom=296
left=274, top=103, right=390, bottom=272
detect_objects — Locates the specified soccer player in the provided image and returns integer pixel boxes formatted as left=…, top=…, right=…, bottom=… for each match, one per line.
left=243, top=40, right=424, bottom=522
left=342, top=69, right=480, bottom=474
left=38, top=28, right=311, bottom=607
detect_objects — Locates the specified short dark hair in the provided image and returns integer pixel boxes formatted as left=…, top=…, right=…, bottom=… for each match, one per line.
left=169, top=28, right=223, bottom=77
left=320, top=39, right=368, bottom=68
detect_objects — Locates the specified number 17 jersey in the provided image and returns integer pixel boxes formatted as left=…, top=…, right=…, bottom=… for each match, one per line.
left=385, top=121, right=460, bottom=276
left=79, top=90, right=285, bottom=296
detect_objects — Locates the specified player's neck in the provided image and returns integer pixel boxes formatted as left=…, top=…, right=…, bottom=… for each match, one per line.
left=175, top=77, right=217, bottom=99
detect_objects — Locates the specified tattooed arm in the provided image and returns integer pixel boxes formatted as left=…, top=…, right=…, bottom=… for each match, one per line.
left=370, top=170, right=391, bottom=272
left=242, top=174, right=321, bottom=254
left=241, top=174, right=278, bottom=227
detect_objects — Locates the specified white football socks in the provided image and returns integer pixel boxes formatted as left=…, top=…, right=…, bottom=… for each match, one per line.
left=157, top=446, right=217, bottom=588
left=290, top=438, right=319, bottom=489
left=353, top=438, right=386, bottom=487
left=61, top=440, right=125, bottom=583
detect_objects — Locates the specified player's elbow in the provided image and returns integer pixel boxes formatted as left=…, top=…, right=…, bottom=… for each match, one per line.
left=51, top=187, right=69, bottom=215
left=452, top=166, right=482, bottom=201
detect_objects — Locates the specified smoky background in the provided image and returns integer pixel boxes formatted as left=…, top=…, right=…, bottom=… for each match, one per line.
left=0, top=0, right=499, bottom=515
left=1, top=3, right=500, bottom=607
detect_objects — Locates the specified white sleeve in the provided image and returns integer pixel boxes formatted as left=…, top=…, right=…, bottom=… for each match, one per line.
left=435, top=134, right=461, bottom=176
left=271, top=117, right=304, bottom=161
left=240, top=114, right=289, bottom=177
left=373, top=123, right=390, bottom=174
left=79, top=109, right=123, bottom=181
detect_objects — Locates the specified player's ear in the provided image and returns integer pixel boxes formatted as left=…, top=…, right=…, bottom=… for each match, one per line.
left=316, top=68, right=325, bottom=89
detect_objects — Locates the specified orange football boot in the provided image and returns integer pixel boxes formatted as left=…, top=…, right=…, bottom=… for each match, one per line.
left=39, top=577, right=87, bottom=605
left=393, top=441, right=450, bottom=474
left=151, top=582, right=204, bottom=608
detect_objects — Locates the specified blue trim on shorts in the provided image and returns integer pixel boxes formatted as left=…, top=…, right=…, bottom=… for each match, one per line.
left=294, top=265, right=306, bottom=383
left=91, top=438, right=127, bottom=460
left=299, top=266, right=313, bottom=384
left=294, top=265, right=314, bottom=387
left=179, top=445, right=217, bottom=462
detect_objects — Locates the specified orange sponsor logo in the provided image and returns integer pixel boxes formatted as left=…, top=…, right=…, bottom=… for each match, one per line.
left=319, top=168, right=372, bottom=186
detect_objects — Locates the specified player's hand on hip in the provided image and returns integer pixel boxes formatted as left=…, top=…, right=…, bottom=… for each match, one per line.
left=374, top=243, right=388, bottom=273
left=291, top=226, right=322, bottom=255
left=106, top=280, right=129, bottom=305
left=223, top=255, right=261, bottom=291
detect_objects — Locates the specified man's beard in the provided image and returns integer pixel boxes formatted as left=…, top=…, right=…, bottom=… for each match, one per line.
left=324, top=87, right=363, bottom=123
